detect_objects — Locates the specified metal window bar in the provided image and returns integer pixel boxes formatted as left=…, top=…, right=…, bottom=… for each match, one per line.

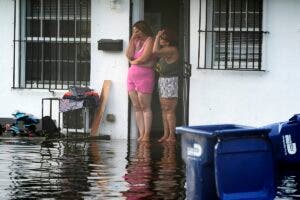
left=197, top=0, right=202, bottom=69
left=245, top=0, right=249, bottom=69
left=13, top=0, right=17, bottom=88
left=37, top=0, right=41, bottom=86
left=197, top=0, right=267, bottom=71
left=55, top=0, right=59, bottom=89
left=252, top=0, right=256, bottom=69
left=85, top=0, right=90, bottom=86
left=13, top=0, right=91, bottom=90
left=29, top=1, right=33, bottom=87
left=204, top=0, right=208, bottom=69
left=231, top=0, right=236, bottom=68
left=67, top=0, right=71, bottom=88
left=258, top=0, right=263, bottom=70
left=218, top=0, right=221, bottom=69
left=73, top=0, right=76, bottom=86
left=49, top=0, right=53, bottom=89
left=60, top=0, right=64, bottom=89
left=238, top=0, right=243, bottom=68
left=79, top=0, right=82, bottom=86
left=42, top=0, right=46, bottom=88
left=210, top=0, right=215, bottom=68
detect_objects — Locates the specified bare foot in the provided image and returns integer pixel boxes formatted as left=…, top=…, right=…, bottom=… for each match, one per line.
left=158, top=135, right=168, bottom=143
left=166, top=136, right=176, bottom=143
left=137, top=135, right=144, bottom=141
left=141, top=137, right=150, bottom=142
left=141, top=135, right=150, bottom=142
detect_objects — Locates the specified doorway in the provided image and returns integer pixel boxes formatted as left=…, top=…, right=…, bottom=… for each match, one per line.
left=143, top=0, right=189, bottom=139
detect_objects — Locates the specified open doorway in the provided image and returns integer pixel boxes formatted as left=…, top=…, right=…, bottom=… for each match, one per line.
left=142, top=0, right=187, bottom=139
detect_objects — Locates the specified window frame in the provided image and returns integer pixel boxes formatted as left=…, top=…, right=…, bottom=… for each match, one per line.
left=197, top=0, right=267, bottom=71
left=14, top=0, right=91, bottom=90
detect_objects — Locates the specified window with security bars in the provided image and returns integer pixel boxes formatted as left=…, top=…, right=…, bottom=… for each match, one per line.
left=14, top=0, right=91, bottom=89
left=197, top=0, right=266, bottom=70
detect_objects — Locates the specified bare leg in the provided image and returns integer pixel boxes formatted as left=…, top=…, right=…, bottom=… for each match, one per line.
left=129, top=91, right=145, bottom=141
left=158, top=99, right=170, bottom=142
left=161, top=98, right=177, bottom=143
left=138, top=92, right=152, bottom=142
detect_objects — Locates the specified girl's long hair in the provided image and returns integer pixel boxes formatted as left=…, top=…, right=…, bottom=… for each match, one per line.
left=133, top=20, right=154, bottom=37
left=162, top=28, right=178, bottom=47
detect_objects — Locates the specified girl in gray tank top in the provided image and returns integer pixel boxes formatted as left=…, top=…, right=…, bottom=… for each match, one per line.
left=153, top=28, right=180, bottom=143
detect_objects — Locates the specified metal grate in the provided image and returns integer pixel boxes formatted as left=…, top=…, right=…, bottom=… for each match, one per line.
left=41, top=97, right=93, bottom=135
left=197, top=0, right=267, bottom=71
left=13, top=0, right=91, bottom=90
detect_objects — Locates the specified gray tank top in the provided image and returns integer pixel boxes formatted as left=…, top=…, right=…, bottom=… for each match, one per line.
left=156, top=58, right=179, bottom=77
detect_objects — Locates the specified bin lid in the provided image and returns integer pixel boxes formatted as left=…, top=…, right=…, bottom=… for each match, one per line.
left=176, top=124, right=270, bottom=138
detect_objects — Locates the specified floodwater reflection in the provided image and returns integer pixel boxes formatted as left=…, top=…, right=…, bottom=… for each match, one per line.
left=122, top=141, right=185, bottom=199
left=275, top=169, right=300, bottom=199
left=0, top=138, right=300, bottom=199
left=122, top=141, right=153, bottom=199
left=0, top=139, right=185, bottom=199
left=154, top=142, right=179, bottom=199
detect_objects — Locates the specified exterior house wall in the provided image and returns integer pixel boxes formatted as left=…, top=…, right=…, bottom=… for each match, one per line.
left=189, top=0, right=300, bottom=127
left=1, top=0, right=300, bottom=139
left=0, top=0, right=130, bottom=139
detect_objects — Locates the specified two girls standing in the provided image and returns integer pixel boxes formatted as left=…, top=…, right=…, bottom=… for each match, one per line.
left=126, top=21, right=179, bottom=142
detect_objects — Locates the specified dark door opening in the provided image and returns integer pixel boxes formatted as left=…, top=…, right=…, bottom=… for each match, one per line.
left=144, top=0, right=187, bottom=139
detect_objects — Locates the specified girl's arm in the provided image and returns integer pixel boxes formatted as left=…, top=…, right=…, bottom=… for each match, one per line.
left=126, top=37, right=136, bottom=60
left=155, top=46, right=178, bottom=57
left=152, top=30, right=164, bottom=56
left=153, top=30, right=178, bottom=58
left=130, top=37, right=154, bottom=65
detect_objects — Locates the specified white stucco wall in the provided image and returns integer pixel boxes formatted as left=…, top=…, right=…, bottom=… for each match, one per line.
left=189, top=0, right=300, bottom=127
left=0, top=0, right=130, bottom=139
left=0, top=0, right=55, bottom=119
left=91, top=0, right=130, bottom=139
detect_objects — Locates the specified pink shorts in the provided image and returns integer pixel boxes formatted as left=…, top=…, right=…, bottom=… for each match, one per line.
left=127, top=65, right=155, bottom=94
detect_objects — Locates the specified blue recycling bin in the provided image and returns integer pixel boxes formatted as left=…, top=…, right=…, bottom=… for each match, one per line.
left=176, top=124, right=275, bottom=200
left=214, top=129, right=275, bottom=200
left=266, top=114, right=300, bottom=164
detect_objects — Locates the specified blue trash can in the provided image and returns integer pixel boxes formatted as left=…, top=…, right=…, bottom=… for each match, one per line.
left=214, top=128, right=275, bottom=200
left=176, top=124, right=275, bottom=200
left=266, top=114, right=300, bottom=164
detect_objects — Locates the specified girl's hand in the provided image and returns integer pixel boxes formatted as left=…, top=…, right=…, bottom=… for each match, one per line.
left=129, top=37, right=137, bottom=46
left=156, top=30, right=165, bottom=38
left=131, top=32, right=138, bottom=40
left=131, top=27, right=141, bottom=39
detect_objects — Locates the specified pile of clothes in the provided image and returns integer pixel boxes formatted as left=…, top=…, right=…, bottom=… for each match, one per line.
left=59, top=86, right=100, bottom=112
left=3, top=111, right=40, bottom=137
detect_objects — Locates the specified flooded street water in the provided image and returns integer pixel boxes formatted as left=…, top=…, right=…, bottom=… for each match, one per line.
left=0, top=138, right=299, bottom=199
left=0, top=138, right=185, bottom=199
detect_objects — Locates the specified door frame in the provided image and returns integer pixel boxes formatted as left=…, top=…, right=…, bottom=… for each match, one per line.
left=128, top=0, right=191, bottom=138
left=180, top=0, right=191, bottom=126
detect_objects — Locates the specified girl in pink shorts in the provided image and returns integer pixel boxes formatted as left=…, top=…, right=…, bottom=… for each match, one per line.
left=127, top=65, right=155, bottom=94
left=126, top=20, right=156, bottom=142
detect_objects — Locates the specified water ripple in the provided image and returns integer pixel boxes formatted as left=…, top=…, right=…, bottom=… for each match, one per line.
left=1, top=138, right=299, bottom=199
